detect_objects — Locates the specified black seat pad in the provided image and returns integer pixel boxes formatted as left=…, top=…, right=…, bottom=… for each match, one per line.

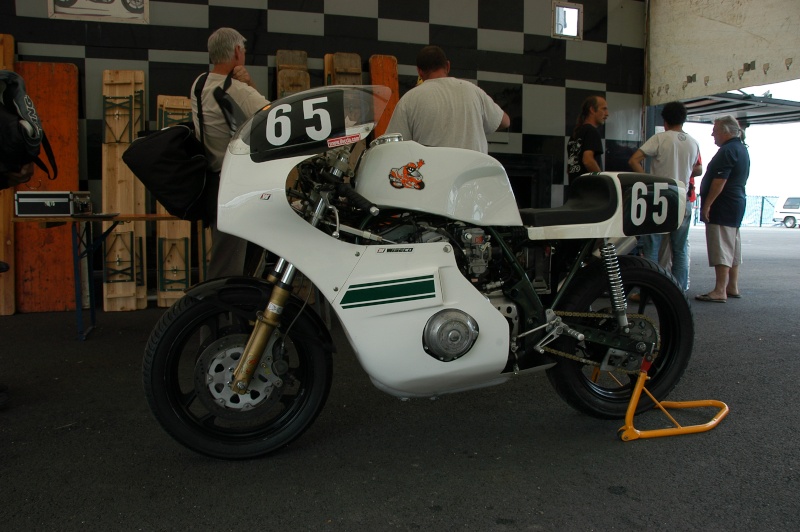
left=519, top=174, right=617, bottom=227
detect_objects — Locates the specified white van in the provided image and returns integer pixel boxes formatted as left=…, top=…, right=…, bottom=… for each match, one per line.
left=772, top=196, right=800, bottom=228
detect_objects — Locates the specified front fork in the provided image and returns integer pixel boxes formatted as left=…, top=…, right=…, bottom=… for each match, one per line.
left=230, top=184, right=334, bottom=394
left=230, top=259, right=297, bottom=394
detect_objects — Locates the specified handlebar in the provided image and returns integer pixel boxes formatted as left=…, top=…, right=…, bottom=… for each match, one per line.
left=321, top=169, right=379, bottom=217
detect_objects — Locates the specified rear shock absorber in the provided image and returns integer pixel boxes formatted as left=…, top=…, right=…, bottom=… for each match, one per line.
left=600, top=242, right=630, bottom=332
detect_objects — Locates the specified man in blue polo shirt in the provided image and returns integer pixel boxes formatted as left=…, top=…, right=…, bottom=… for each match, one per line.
left=695, top=115, right=750, bottom=303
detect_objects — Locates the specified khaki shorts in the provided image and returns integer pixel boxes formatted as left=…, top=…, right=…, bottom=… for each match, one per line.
left=705, top=224, right=742, bottom=267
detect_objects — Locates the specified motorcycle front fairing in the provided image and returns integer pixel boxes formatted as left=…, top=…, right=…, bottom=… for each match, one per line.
left=218, top=85, right=511, bottom=397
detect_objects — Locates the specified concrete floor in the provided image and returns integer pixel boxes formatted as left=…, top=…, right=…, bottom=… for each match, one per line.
left=1, top=225, right=798, bottom=530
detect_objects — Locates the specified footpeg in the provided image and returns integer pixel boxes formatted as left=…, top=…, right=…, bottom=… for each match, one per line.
left=529, top=310, right=585, bottom=354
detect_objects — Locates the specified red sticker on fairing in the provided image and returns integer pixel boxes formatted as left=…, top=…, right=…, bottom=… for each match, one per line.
left=388, top=159, right=425, bottom=190
left=327, top=133, right=361, bottom=148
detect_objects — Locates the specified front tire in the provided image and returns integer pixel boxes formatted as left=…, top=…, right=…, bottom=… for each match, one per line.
left=547, top=255, right=694, bottom=419
left=143, top=291, right=332, bottom=459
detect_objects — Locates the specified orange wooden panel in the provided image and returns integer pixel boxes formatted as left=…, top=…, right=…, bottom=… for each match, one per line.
left=0, top=33, right=16, bottom=316
left=13, top=62, right=80, bottom=312
left=369, top=55, right=400, bottom=138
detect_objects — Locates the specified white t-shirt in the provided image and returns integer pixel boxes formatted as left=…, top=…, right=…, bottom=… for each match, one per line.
left=385, top=77, right=504, bottom=153
left=639, top=129, right=700, bottom=186
left=191, top=73, right=269, bottom=171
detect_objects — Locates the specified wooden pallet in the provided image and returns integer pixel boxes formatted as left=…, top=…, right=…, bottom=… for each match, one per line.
left=369, top=55, right=400, bottom=137
left=102, top=70, right=146, bottom=311
left=197, top=222, right=212, bottom=283
left=154, top=95, right=193, bottom=307
left=12, top=62, right=81, bottom=312
left=324, top=52, right=362, bottom=85
left=0, top=33, right=15, bottom=315
left=276, top=50, right=310, bottom=98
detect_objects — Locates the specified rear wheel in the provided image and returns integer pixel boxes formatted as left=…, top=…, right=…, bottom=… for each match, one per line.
left=143, top=291, right=332, bottom=459
left=784, top=216, right=796, bottom=228
left=547, top=255, right=694, bottom=419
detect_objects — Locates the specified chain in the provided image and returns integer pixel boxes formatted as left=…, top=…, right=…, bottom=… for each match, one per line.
left=537, top=310, right=661, bottom=374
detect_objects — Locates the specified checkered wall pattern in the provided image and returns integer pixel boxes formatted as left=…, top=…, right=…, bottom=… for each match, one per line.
left=4, top=0, right=646, bottom=206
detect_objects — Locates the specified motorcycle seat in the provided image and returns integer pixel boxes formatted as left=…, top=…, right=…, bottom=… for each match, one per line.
left=519, top=174, right=618, bottom=227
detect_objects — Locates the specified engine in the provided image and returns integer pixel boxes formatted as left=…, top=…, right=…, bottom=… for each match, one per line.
left=367, top=212, right=551, bottom=297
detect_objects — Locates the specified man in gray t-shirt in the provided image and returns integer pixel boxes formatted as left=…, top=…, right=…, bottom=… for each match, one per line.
left=386, top=46, right=509, bottom=154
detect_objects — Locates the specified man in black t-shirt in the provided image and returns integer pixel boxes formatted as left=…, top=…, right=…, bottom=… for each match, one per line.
left=567, top=96, right=609, bottom=186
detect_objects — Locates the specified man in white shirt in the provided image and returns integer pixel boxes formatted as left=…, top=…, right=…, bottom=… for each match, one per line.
left=191, top=27, right=269, bottom=278
left=629, top=101, right=702, bottom=292
left=386, top=46, right=510, bottom=154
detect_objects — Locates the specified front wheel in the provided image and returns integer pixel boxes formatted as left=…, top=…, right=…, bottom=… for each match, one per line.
left=547, top=255, right=694, bottom=419
left=143, top=291, right=332, bottom=459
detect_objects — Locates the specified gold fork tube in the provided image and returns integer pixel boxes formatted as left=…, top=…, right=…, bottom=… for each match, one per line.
left=230, top=264, right=296, bottom=394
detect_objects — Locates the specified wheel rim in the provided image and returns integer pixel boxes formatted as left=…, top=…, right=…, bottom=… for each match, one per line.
left=550, top=257, right=693, bottom=417
left=163, top=306, right=315, bottom=443
left=575, top=281, right=681, bottom=402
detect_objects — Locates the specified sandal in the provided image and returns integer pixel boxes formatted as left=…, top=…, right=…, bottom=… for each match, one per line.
left=695, top=293, right=726, bottom=303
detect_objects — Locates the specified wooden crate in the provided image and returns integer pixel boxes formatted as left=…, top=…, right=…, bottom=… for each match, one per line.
left=276, top=50, right=310, bottom=98
left=196, top=222, right=212, bottom=283
left=369, top=55, right=400, bottom=137
left=277, top=70, right=310, bottom=98
left=13, top=62, right=81, bottom=312
left=0, top=33, right=15, bottom=316
left=276, top=50, right=307, bottom=71
left=324, top=52, right=362, bottom=86
left=101, top=70, right=146, bottom=311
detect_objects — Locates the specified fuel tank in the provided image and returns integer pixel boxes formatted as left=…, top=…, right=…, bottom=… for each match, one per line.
left=354, top=139, right=524, bottom=226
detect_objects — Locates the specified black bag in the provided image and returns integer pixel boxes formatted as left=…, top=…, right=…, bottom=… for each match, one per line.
left=122, top=121, right=219, bottom=223
left=0, top=70, right=58, bottom=190
left=123, top=73, right=233, bottom=223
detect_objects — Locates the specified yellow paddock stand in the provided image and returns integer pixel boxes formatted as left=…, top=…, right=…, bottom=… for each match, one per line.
left=614, top=359, right=730, bottom=441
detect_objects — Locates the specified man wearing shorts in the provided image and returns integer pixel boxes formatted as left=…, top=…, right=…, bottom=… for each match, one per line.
left=695, top=115, right=750, bottom=303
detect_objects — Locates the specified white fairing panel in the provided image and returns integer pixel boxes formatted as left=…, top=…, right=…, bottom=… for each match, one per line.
left=355, top=140, right=524, bottom=226
left=332, top=243, right=511, bottom=397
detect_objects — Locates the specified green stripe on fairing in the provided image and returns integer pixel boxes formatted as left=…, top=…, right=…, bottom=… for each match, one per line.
left=346, top=275, right=434, bottom=290
left=341, top=275, right=436, bottom=308
left=341, top=293, right=436, bottom=309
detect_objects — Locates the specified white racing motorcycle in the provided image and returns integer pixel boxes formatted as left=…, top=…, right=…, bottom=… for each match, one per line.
left=143, top=86, right=694, bottom=459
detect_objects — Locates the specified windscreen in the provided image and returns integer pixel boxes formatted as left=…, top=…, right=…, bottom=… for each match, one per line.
left=229, top=85, right=393, bottom=162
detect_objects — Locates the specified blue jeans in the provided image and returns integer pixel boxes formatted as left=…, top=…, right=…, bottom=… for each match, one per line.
left=640, top=201, right=692, bottom=291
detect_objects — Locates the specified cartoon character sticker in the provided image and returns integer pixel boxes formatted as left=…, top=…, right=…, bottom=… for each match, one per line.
left=389, top=159, right=425, bottom=190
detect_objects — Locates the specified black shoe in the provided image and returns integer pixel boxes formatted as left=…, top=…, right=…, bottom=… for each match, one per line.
left=0, top=261, right=8, bottom=273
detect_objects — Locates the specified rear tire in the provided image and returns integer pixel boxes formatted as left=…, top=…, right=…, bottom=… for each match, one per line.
left=547, top=255, right=694, bottom=419
left=784, top=216, right=796, bottom=228
left=143, top=291, right=332, bottom=459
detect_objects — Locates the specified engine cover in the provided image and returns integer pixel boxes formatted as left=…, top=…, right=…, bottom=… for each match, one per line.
left=422, top=309, right=479, bottom=362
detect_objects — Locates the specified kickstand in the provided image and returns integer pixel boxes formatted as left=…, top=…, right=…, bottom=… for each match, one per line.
left=617, top=368, right=730, bottom=441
